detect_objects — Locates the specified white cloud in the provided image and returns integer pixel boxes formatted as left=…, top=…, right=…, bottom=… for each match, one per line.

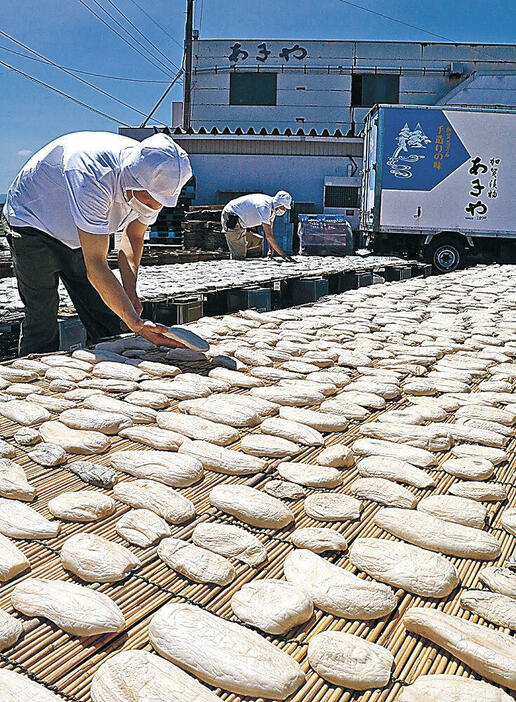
left=17, top=149, right=33, bottom=157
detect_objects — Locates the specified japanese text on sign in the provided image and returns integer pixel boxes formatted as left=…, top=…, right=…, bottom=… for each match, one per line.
left=465, top=157, right=500, bottom=219
left=432, top=125, right=452, bottom=171
left=228, top=42, right=308, bottom=63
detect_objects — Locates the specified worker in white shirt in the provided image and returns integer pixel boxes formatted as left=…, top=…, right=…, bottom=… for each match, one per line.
left=221, top=191, right=294, bottom=260
left=3, top=131, right=192, bottom=356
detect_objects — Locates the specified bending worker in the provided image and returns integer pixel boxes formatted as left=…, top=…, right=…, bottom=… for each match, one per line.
left=3, top=131, right=192, bottom=356
left=221, top=191, right=293, bottom=260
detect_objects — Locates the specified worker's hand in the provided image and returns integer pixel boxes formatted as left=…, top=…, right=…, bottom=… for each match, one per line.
left=130, top=319, right=186, bottom=348
left=267, top=248, right=274, bottom=259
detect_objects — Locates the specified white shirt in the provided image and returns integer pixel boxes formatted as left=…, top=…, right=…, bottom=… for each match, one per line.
left=225, top=194, right=275, bottom=229
left=5, top=132, right=142, bottom=248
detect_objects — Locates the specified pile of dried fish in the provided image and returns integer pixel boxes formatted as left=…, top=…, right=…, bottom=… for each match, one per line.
left=0, top=263, right=514, bottom=700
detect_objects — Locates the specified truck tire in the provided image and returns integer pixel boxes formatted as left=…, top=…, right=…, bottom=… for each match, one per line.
left=425, top=237, right=465, bottom=274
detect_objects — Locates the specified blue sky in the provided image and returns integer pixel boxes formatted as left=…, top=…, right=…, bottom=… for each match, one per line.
left=1, top=0, right=515, bottom=191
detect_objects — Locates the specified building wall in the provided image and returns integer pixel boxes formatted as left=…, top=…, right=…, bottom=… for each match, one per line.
left=191, top=40, right=516, bottom=132
left=186, top=153, right=361, bottom=211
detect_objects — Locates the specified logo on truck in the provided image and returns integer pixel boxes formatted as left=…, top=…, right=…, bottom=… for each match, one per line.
left=382, top=108, right=470, bottom=192
left=387, top=123, right=431, bottom=178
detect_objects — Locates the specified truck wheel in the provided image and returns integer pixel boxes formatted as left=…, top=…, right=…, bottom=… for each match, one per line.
left=425, top=237, right=465, bottom=274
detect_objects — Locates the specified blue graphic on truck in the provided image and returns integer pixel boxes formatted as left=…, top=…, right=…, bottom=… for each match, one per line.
left=382, top=108, right=470, bottom=191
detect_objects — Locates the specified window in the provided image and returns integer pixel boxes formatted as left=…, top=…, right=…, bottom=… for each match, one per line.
left=324, top=186, right=359, bottom=208
left=230, top=72, right=277, bottom=106
left=351, top=74, right=399, bottom=107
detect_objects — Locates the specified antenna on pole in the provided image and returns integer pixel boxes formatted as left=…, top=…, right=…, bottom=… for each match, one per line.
left=183, top=0, right=194, bottom=129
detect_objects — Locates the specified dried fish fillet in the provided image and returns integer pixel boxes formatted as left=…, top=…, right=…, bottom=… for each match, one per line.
left=290, top=527, right=347, bottom=553
left=59, top=409, right=132, bottom=435
left=178, top=397, right=260, bottom=427
left=451, top=444, right=507, bottom=465
left=442, top=457, right=494, bottom=480
left=48, top=491, right=115, bottom=522
left=0, top=609, right=23, bottom=650
left=124, top=390, right=169, bottom=408
left=317, top=398, right=368, bottom=418
left=84, top=395, right=157, bottom=423
left=208, top=367, right=265, bottom=388
left=0, top=498, right=60, bottom=539
left=61, top=533, right=141, bottom=582
left=501, top=508, right=516, bottom=535
left=116, top=509, right=171, bottom=547
left=284, top=549, right=396, bottom=619
left=0, top=459, right=36, bottom=501
left=28, top=443, right=67, bottom=466
left=158, top=537, right=235, bottom=585
left=90, top=649, right=220, bottom=702
left=0, top=400, right=50, bottom=426
left=0, top=669, right=62, bottom=700
left=316, top=444, right=353, bottom=467
left=418, top=494, right=487, bottom=528
left=349, top=537, right=458, bottom=597
left=149, top=603, right=305, bottom=699
left=264, top=479, right=307, bottom=500
left=241, top=434, right=300, bottom=458
left=68, top=461, right=118, bottom=488
left=461, top=589, right=516, bottom=629
left=118, top=425, right=186, bottom=451
left=92, top=361, right=145, bottom=381
left=40, top=421, right=111, bottom=455
left=304, top=492, right=361, bottom=521
left=0, top=532, right=30, bottom=581
left=478, top=567, right=516, bottom=598
left=278, top=461, right=343, bottom=488
left=113, top=479, right=195, bottom=524
left=308, top=630, right=393, bottom=690
left=357, top=456, right=435, bottom=488
left=231, top=579, right=313, bottom=634
left=375, top=507, right=500, bottom=559
left=110, top=450, right=203, bottom=487
left=359, top=422, right=452, bottom=451
left=398, top=674, right=514, bottom=702
left=12, top=578, right=125, bottom=636
left=210, top=484, right=294, bottom=528
left=179, top=440, right=265, bottom=475
left=157, top=412, right=239, bottom=446
left=192, top=522, right=267, bottom=566
left=448, top=481, right=507, bottom=501
left=279, top=406, right=349, bottom=431
left=260, top=416, right=324, bottom=446
left=349, top=477, right=417, bottom=508
left=353, top=438, right=437, bottom=467
left=456, top=404, right=516, bottom=425
left=403, top=607, right=516, bottom=690
left=250, top=385, right=325, bottom=406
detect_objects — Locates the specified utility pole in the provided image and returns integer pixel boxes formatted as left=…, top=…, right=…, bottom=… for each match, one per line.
left=183, top=0, right=194, bottom=130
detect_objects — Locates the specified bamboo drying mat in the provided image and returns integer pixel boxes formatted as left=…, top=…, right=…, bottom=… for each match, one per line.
left=0, top=355, right=514, bottom=702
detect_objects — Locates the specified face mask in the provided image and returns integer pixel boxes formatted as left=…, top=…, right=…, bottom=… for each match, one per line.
left=126, top=192, right=162, bottom=224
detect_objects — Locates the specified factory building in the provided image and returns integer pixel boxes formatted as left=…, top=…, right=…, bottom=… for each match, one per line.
left=122, top=40, right=516, bottom=229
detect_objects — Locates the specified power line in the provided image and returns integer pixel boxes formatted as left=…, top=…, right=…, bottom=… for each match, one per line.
left=0, top=29, right=166, bottom=124
left=334, top=0, right=456, bottom=42
left=124, top=0, right=183, bottom=50
left=77, top=0, right=178, bottom=78
left=76, top=0, right=176, bottom=78
left=0, top=57, right=129, bottom=125
left=101, top=0, right=182, bottom=72
left=0, top=44, right=170, bottom=83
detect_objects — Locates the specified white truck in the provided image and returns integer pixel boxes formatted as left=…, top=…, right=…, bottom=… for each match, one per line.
left=360, top=104, right=516, bottom=272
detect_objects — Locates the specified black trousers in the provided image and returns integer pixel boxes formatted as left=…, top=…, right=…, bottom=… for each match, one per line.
left=5, top=219, right=121, bottom=356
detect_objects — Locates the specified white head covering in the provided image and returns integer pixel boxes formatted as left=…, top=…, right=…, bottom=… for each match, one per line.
left=272, top=190, right=293, bottom=209
left=121, top=133, right=192, bottom=207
